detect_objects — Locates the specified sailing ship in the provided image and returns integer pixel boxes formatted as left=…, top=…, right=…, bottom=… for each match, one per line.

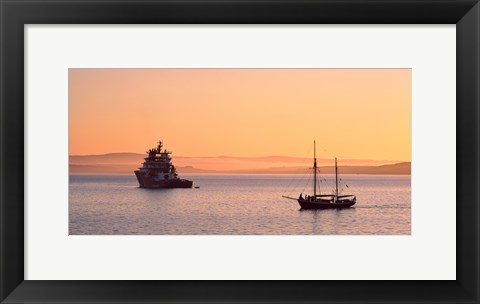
left=134, top=140, right=193, bottom=188
left=283, top=141, right=356, bottom=209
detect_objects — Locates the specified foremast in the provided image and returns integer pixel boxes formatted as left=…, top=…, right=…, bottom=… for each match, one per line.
left=312, top=146, right=341, bottom=201
left=313, top=140, right=317, bottom=197
left=335, top=157, right=339, bottom=201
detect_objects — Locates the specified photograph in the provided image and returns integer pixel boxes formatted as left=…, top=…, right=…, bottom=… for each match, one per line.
left=69, top=68, right=411, bottom=235
left=2, top=0, right=477, bottom=301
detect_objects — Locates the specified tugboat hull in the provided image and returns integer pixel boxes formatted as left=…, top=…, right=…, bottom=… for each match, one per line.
left=298, top=199, right=355, bottom=210
left=135, top=171, right=193, bottom=188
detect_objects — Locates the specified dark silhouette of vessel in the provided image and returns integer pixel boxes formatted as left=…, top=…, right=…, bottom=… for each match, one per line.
left=283, top=141, right=356, bottom=209
left=134, top=140, right=193, bottom=188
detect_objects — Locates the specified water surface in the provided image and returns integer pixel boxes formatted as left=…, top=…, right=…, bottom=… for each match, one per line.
left=69, top=174, right=410, bottom=235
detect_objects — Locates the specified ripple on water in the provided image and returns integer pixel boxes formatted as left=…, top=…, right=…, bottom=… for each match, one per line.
left=69, top=174, right=411, bottom=235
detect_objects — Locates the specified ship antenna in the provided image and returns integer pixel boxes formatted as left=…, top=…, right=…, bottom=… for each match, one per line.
left=313, top=140, right=317, bottom=198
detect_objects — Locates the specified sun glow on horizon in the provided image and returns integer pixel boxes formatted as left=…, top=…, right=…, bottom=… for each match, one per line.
left=69, top=69, right=411, bottom=161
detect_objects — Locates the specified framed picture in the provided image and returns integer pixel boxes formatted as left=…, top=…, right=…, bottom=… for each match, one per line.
left=1, top=0, right=478, bottom=303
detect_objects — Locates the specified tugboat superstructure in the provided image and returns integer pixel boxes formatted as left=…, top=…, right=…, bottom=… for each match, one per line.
left=134, top=140, right=193, bottom=188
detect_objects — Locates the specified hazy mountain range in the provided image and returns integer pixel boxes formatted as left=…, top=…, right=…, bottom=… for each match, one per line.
left=69, top=153, right=410, bottom=175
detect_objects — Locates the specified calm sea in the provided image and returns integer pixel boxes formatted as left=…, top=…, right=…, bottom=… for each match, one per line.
left=69, top=174, right=411, bottom=235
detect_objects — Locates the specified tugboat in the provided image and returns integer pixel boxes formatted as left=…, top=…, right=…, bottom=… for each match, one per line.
left=134, top=140, right=193, bottom=188
left=283, top=141, right=356, bottom=209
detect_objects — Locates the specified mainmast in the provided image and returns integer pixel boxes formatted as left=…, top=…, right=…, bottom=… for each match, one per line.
left=313, top=140, right=317, bottom=197
left=335, top=157, right=338, bottom=200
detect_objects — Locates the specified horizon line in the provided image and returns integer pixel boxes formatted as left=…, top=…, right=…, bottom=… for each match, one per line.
left=69, top=152, right=410, bottom=162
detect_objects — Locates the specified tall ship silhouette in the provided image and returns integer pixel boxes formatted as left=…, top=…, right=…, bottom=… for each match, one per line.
left=283, top=141, right=356, bottom=209
left=134, top=140, right=193, bottom=188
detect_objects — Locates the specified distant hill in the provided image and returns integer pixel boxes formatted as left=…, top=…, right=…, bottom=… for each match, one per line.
left=69, top=153, right=410, bottom=175
left=69, top=164, right=217, bottom=174
left=69, top=153, right=144, bottom=165
left=70, top=153, right=400, bottom=166
left=226, top=162, right=411, bottom=175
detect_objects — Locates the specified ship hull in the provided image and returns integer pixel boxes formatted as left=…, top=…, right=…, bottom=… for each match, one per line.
left=135, top=171, right=193, bottom=188
left=298, top=199, right=356, bottom=210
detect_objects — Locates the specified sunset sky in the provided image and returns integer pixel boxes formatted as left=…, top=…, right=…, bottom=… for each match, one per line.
left=69, top=69, right=411, bottom=161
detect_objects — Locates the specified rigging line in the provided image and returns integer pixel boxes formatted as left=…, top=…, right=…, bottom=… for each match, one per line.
left=290, top=165, right=311, bottom=197
left=289, top=167, right=310, bottom=197
left=282, top=144, right=311, bottom=195
left=282, top=143, right=313, bottom=196
left=286, top=166, right=309, bottom=196
left=284, top=166, right=309, bottom=197
left=301, top=172, right=313, bottom=195
left=316, top=168, right=322, bottom=195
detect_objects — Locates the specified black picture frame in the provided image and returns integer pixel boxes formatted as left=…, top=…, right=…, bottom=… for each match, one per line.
left=1, top=0, right=478, bottom=303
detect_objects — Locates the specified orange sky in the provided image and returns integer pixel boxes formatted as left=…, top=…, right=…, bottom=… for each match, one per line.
left=69, top=69, right=411, bottom=161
